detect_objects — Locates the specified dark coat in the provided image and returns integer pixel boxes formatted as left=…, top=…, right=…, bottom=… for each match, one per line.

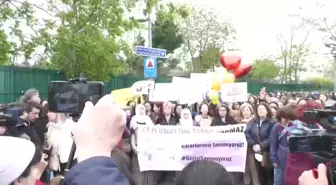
left=211, top=116, right=237, bottom=126
left=65, top=156, right=130, bottom=185
left=245, top=117, right=277, bottom=152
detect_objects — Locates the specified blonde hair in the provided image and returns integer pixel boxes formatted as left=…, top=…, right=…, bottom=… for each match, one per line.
left=163, top=102, right=172, bottom=109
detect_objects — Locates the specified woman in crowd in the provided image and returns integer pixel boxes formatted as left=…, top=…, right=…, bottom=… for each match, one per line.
left=284, top=101, right=324, bottom=185
left=240, top=103, right=254, bottom=124
left=151, top=102, right=163, bottom=123
left=245, top=102, right=276, bottom=185
left=174, top=104, right=183, bottom=123
left=178, top=108, right=194, bottom=127
left=232, top=102, right=241, bottom=110
left=318, top=93, right=328, bottom=105
left=156, top=102, right=177, bottom=125
left=192, top=101, right=202, bottom=119
left=270, top=107, right=278, bottom=119
left=211, top=104, right=236, bottom=126
left=144, top=102, right=153, bottom=116
left=130, top=104, right=156, bottom=185
left=270, top=105, right=296, bottom=185
left=239, top=103, right=259, bottom=185
left=194, top=103, right=212, bottom=127
left=248, top=96, right=258, bottom=108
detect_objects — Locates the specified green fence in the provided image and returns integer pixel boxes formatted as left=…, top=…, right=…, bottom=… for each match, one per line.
left=0, top=65, right=333, bottom=103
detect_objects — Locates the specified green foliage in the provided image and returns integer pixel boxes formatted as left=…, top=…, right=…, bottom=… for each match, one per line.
left=0, top=29, right=11, bottom=64
left=152, top=3, right=188, bottom=53
left=43, top=0, right=143, bottom=82
left=193, top=47, right=221, bottom=72
left=304, top=77, right=333, bottom=88
left=121, top=34, right=145, bottom=75
left=249, top=59, right=280, bottom=80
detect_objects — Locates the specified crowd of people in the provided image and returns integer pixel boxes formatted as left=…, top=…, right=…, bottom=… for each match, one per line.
left=0, top=87, right=333, bottom=185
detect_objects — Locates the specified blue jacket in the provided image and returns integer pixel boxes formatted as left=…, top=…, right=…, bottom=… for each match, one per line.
left=245, top=117, right=276, bottom=152
left=65, top=156, right=130, bottom=185
left=270, top=123, right=289, bottom=168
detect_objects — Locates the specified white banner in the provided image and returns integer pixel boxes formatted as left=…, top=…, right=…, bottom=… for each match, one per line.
left=220, top=82, right=248, bottom=102
left=137, top=124, right=247, bottom=172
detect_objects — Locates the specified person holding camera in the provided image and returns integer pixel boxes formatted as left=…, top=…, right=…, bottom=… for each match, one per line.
left=284, top=101, right=324, bottom=185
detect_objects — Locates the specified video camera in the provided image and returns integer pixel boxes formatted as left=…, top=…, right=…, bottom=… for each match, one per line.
left=288, top=109, right=336, bottom=185
left=0, top=103, right=25, bottom=129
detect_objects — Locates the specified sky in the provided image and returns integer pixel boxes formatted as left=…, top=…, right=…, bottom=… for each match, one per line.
left=4, top=0, right=336, bottom=79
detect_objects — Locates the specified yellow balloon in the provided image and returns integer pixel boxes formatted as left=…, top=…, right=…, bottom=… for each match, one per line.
left=222, top=73, right=235, bottom=84
left=212, top=73, right=224, bottom=91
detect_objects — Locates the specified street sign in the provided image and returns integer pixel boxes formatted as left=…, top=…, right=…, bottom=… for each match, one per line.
left=136, top=46, right=166, bottom=58
left=144, top=57, right=157, bottom=79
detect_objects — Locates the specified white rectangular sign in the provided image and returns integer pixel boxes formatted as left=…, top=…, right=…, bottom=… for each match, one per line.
left=220, top=82, right=248, bottom=102
left=137, top=124, right=247, bottom=172
left=149, top=83, right=178, bottom=102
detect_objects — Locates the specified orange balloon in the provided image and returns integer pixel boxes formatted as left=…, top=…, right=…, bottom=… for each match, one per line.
left=222, top=73, right=235, bottom=84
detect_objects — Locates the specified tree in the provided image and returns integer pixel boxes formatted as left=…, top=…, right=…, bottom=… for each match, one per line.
left=152, top=3, right=188, bottom=53
left=0, top=0, right=159, bottom=82
left=180, top=5, right=235, bottom=72
left=277, top=14, right=312, bottom=83
left=249, top=59, right=280, bottom=80
left=0, top=29, right=11, bottom=65
left=0, top=0, right=45, bottom=65
left=304, top=77, right=333, bottom=89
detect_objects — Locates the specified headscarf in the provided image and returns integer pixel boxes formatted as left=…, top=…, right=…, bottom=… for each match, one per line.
left=179, top=109, right=194, bottom=127
left=130, top=104, right=153, bottom=129
left=0, top=136, right=35, bottom=185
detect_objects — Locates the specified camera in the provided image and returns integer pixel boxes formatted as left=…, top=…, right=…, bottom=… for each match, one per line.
left=288, top=109, right=336, bottom=185
left=48, top=80, right=104, bottom=114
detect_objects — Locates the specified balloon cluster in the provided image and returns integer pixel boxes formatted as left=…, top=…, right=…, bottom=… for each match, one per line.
left=204, top=52, right=252, bottom=104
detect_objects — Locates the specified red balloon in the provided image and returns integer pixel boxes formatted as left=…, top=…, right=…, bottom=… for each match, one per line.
left=220, top=53, right=241, bottom=71
left=233, top=63, right=252, bottom=78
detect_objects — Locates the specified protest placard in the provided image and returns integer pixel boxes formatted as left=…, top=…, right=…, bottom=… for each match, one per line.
left=137, top=124, right=247, bottom=172
left=220, top=82, right=248, bottom=102
left=149, top=83, right=178, bottom=102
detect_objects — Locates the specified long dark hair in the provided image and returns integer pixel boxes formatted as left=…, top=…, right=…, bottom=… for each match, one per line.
left=256, top=102, right=273, bottom=119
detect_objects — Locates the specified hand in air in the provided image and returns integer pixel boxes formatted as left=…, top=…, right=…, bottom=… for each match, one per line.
left=72, top=94, right=126, bottom=162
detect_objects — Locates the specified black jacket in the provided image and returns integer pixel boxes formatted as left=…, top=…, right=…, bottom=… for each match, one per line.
left=245, top=117, right=277, bottom=152
left=211, top=116, right=237, bottom=126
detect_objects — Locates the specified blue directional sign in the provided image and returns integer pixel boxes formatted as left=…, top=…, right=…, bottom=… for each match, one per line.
left=136, top=46, right=166, bottom=58
left=144, top=57, right=157, bottom=79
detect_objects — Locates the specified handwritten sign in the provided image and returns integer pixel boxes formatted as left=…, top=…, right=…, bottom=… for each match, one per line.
left=220, top=82, right=248, bottom=102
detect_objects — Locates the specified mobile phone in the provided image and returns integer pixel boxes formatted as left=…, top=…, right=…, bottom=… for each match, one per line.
left=48, top=81, right=104, bottom=113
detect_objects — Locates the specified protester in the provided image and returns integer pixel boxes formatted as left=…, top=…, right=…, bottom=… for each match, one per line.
left=245, top=102, right=276, bottom=185
left=284, top=101, right=324, bottom=185
left=157, top=102, right=177, bottom=125
left=130, top=104, right=157, bottom=185
left=211, top=104, right=236, bottom=126
left=178, top=108, right=194, bottom=126
left=194, top=103, right=212, bottom=127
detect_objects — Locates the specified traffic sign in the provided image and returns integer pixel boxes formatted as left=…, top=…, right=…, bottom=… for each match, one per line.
left=144, top=57, right=157, bottom=79
left=136, top=46, right=166, bottom=58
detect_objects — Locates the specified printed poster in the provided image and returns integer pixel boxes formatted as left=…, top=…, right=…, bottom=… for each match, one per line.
left=137, top=124, right=247, bottom=172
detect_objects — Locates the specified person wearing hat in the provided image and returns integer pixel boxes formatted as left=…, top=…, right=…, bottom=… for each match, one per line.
left=0, top=136, right=47, bottom=185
